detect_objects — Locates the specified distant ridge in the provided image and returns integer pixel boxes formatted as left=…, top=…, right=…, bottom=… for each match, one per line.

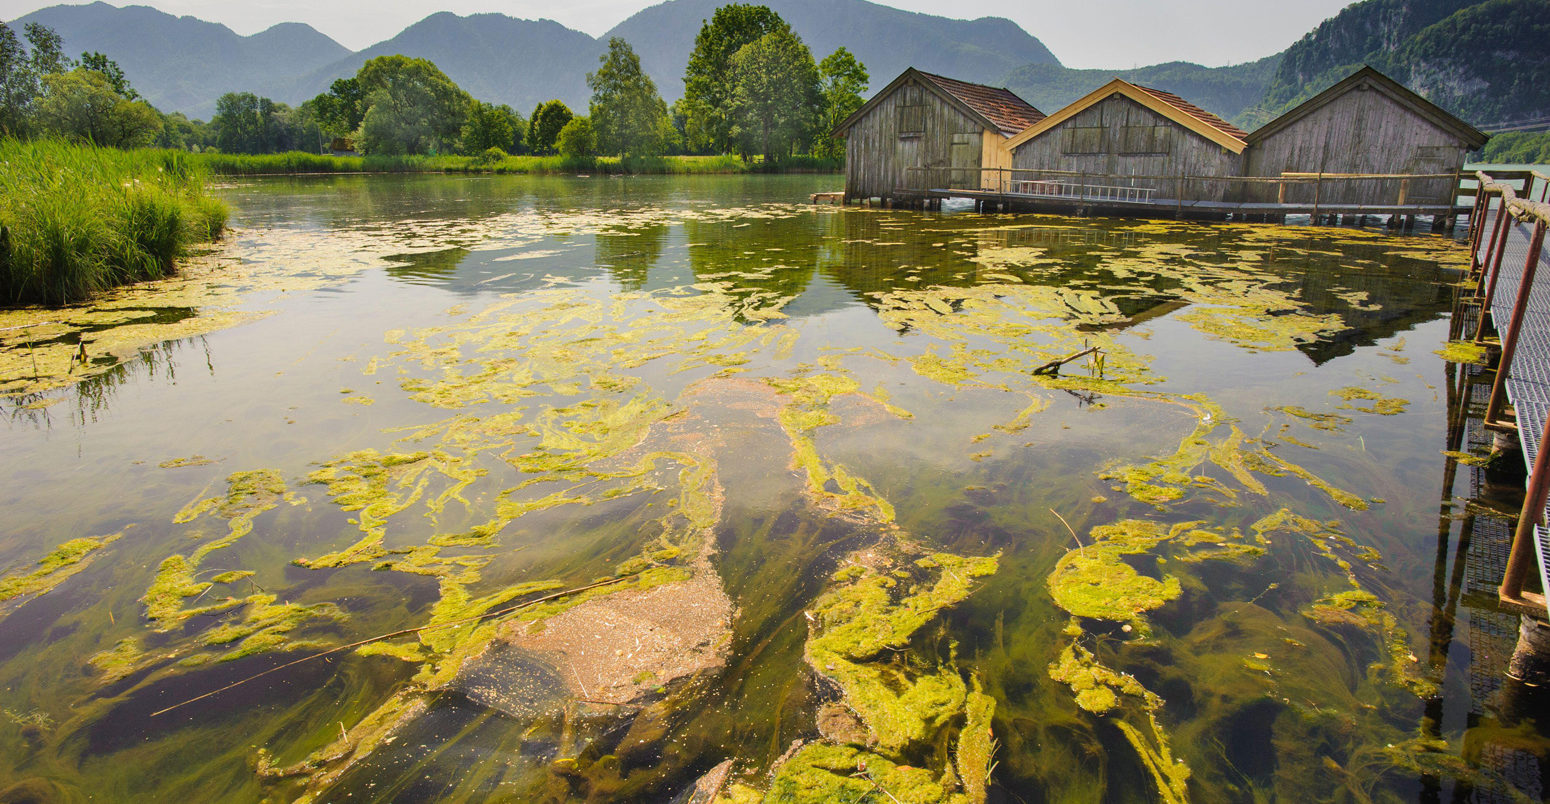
left=12, top=2, right=348, bottom=118
left=284, top=13, right=603, bottom=116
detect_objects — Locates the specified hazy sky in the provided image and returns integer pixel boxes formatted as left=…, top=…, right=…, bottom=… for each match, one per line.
left=0, top=0, right=1355, bottom=68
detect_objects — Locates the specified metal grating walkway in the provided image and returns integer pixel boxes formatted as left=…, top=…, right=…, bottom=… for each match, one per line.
left=1482, top=203, right=1550, bottom=606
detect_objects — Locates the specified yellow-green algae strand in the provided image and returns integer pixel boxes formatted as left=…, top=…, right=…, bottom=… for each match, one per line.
left=0, top=532, right=121, bottom=602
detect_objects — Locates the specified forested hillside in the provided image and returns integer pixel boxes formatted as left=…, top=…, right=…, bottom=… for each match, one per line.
left=1234, top=0, right=1548, bottom=129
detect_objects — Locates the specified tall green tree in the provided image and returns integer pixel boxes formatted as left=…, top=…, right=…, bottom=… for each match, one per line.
left=680, top=4, right=788, bottom=154
left=23, top=22, right=69, bottom=76
left=528, top=100, right=574, bottom=155
left=0, top=21, right=73, bottom=136
left=459, top=99, right=521, bottom=155
left=78, top=52, right=137, bottom=100
left=354, top=55, right=469, bottom=155
left=556, top=116, right=596, bottom=159
left=587, top=37, right=669, bottom=157
left=729, top=29, right=820, bottom=163
left=814, top=47, right=867, bottom=159
left=304, top=77, right=366, bottom=143
left=211, top=92, right=317, bottom=153
left=36, top=68, right=160, bottom=147
left=0, top=23, right=29, bottom=135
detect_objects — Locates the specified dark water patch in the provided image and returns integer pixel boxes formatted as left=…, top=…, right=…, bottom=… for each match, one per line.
left=382, top=248, right=470, bottom=284
left=82, top=650, right=337, bottom=756
left=0, top=584, right=92, bottom=663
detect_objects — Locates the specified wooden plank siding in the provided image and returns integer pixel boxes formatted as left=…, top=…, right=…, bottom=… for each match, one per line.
left=1244, top=87, right=1469, bottom=205
left=842, top=77, right=995, bottom=200
left=1008, top=95, right=1242, bottom=201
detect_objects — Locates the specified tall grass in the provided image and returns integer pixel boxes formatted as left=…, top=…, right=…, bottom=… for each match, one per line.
left=0, top=139, right=229, bottom=306
left=185, top=150, right=843, bottom=177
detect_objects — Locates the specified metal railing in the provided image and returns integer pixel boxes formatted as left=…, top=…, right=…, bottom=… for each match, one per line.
left=1466, top=170, right=1550, bottom=612
left=902, top=166, right=1469, bottom=214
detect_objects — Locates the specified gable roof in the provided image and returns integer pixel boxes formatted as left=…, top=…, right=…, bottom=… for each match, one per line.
left=833, top=68, right=1045, bottom=138
left=1245, top=65, right=1488, bottom=149
left=1004, top=78, right=1249, bottom=154
left=915, top=71, right=1047, bottom=136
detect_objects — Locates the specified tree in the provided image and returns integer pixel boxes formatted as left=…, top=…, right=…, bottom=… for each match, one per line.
left=459, top=99, right=520, bottom=155
left=814, top=48, right=867, bottom=159
left=211, top=92, right=316, bottom=154
left=0, top=23, right=29, bottom=135
left=36, top=68, right=160, bottom=147
left=305, top=77, right=366, bottom=142
left=680, top=4, right=788, bottom=153
left=556, top=117, right=595, bottom=159
left=528, top=99, right=573, bottom=155
left=729, top=29, right=820, bottom=163
left=79, top=52, right=137, bottom=100
left=354, top=55, right=469, bottom=155
left=23, top=22, right=69, bottom=76
left=587, top=38, right=669, bottom=157
left=0, top=21, right=73, bottom=136
left=155, top=111, right=212, bottom=151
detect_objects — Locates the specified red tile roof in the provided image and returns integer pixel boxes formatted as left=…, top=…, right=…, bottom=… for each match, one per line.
left=1131, top=84, right=1248, bottom=142
left=917, top=71, right=1046, bottom=136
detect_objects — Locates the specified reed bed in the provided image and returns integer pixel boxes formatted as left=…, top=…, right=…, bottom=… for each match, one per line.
left=0, top=139, right=229, bottom=306
left=187, top=151, right=841, bottom=176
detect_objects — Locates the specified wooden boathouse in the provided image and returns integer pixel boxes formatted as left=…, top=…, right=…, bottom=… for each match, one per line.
left=1244, top=66, right=1488, bottom=206
left=1002, top=78, right=1249, bottom=203
left=833, top=68, right=1045, bottom=203
left=838, top=65, right=1488, bottom=225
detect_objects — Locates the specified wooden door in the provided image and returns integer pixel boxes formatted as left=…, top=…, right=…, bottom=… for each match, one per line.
left=950, top=133, right=980, bottom=190
left=896, top=136, right=920, bottom=192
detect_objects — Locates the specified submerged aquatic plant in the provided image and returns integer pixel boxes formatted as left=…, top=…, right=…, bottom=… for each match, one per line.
left=0, top=531, right=121, bottom=604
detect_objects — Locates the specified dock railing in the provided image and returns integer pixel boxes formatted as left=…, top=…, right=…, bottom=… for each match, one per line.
left=903, top=166, right=1472, bottom=215
left=1465, top=169, right=1550, bottom=613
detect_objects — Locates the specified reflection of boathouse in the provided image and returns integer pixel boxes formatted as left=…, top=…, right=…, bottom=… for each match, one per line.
left=837, top=65, right=1487, bottom=224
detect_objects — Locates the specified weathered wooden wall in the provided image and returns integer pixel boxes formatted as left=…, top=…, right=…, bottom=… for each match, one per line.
left=1245, top=87, right=1467, bottom=205
left=844, top=77, right=988, bottom=200
left=1009, top=96, right=1242, bottom=201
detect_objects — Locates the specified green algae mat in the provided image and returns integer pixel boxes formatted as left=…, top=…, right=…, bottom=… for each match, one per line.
left=0, top=173, right=1543, bottom=802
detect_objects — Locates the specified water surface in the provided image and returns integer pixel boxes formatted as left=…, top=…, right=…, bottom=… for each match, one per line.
left=0, top=173, right=1543, bottom=803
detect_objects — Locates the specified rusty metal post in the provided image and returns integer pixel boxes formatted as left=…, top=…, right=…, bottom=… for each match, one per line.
left=1467, top=190, right=1488, bottom=265
left=1484, top=220, right=1548, bottom=427
left=1502, top=406, right=1550, bottom=603
left=1475, top=209, right=1516, bottom=342
left=1477, top=191, right=1504, bottom=286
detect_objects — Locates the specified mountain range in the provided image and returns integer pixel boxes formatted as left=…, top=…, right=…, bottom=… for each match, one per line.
left=11, top=0, right=1057, bottom=119
left=8, top=0, right=1549, bottom=132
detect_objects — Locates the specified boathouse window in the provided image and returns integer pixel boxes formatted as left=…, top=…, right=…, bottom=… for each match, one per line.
left=1062, top=126, right=1105, bottom=155
left=1119, top=125, right=1172, bottom=155
left=897, top=105, right=925, bottom=136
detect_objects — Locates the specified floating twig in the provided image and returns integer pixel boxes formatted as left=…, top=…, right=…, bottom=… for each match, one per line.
left=1032, top=346, right=1100, bottom=376
left=1050, top=508, right=1084, bottom=550
left=148, top=573, right=637, bottom=718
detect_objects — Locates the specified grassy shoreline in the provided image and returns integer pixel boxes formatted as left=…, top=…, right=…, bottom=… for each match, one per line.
left=181, top=150, right=842, bottom=177
left=1, top=140, right=229, bottom=306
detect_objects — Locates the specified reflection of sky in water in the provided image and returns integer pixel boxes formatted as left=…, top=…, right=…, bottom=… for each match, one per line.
left=0, top=173, right=1541, bottom=803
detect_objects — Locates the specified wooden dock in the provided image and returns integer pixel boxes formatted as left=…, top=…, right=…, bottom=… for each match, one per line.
left=884, top=166, right=1470, bottom=227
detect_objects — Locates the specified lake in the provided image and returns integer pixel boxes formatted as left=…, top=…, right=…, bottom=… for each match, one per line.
left=0, top=173, right=1544, bottom=802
